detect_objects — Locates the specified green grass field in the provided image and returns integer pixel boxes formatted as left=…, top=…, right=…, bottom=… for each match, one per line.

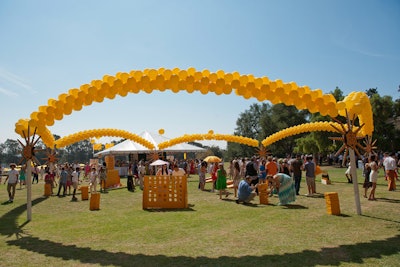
left=0, top=166, right=399, bottom=267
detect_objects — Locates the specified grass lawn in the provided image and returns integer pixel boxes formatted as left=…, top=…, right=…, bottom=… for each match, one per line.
left=0, top=165, right=399, bottom=267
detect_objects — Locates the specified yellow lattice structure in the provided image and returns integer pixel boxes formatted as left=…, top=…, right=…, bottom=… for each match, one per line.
left=143, top=175, right=188, bottom=209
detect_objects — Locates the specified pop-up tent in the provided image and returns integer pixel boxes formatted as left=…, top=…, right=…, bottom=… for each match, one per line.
left=94, top=131, right=206, bottom=157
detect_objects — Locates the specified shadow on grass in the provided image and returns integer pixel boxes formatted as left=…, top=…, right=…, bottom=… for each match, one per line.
left=281, top=204, right=308, bottom=209
left=144, top=207, right=196, bottom=212
left=375, top=197, right=400, bottom=204
left=361, top=214, right=400, bottom=224
left=1, top=197, right=400, bottom=267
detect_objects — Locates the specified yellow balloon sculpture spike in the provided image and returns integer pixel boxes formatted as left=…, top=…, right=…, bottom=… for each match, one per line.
left=329, top=110, right=365, bottom=166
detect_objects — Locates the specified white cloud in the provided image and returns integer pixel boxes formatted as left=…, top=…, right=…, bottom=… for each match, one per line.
left=0, top=68, right=37, bottom=94
left=0, top=86, right=18, bottom=97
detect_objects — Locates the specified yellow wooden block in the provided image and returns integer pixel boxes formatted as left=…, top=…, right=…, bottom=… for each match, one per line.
left=90, top=193, right=100, bottom=210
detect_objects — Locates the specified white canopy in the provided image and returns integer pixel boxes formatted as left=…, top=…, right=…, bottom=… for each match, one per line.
left=94, top=131, right=206, bottom=157
left=149, top=159, right=170, bottom=166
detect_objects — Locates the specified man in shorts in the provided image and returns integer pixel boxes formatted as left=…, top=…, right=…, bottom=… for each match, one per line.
left=4, top=163, right=19, bottom=202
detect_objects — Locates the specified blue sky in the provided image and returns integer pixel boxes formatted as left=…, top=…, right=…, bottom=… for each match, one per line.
left=0, top=0, right=399, bottom=148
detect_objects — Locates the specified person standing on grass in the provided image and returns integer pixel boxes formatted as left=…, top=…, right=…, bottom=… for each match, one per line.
left=71, top=167, right=80, bottom=201
left=216, top=163, right=229, bottom=199
left=39, top=166, right=45, bottom=181
left=32, top=164, right=39, bottom=184
left=44, top=169, right=56, bottom=195
left=137, top=161, right=145, bottom=190
left=4, top=163, right=19, bottom=203
left=89, top=167, right=98, bottom=194
left=368, top=155, right=379, bottom=201
left=304, top=155, right=316, bottom=196
left=99, top=166, right=107, bottom=193
left=289, top=154, right=303, bottom=196
left=210, top=163, right=218, bottom=193
left=198, top=161, right=207, bottom=191
left=228, top=160, right=234, bottom=180
left=236, top=176, right=257, bottom=204
left=362, top=156, right=373, bottom=198
left=127, top=164, right=134, bottom=192
left=240, top=158, right=246, bottom=179
left=383, top=152, right=397, bottom=191
left=266, top=156, right=278, bottom=176
left=19, top=165, right=26, bottom=189
left=57, top=167, right=68, bottom=197
left=232, top=160, right=241, bottom=197
left=345, top=161, right=353, bottom=183
left=66, top=165, right=73, bottom=195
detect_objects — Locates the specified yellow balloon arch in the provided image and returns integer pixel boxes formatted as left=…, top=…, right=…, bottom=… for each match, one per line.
left=15, top=67, right=373, bottom=149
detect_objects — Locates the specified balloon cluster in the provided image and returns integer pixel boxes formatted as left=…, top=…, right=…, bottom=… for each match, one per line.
left=261, top=121, right=364, bottom=147
left=93, top=143, right=103, bottom=151
left=338, top=92, right=373, bottom=135
left=158, top=132, right=258, bottom=149
left=54, top=128, right=155, bottom=149
left=105, top=143, right=114, bottom=149
left=14, top=67, right=374, bottom=148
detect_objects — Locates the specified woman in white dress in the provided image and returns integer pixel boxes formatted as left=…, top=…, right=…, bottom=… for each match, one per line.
left=368, top=157, right=379, bottom=201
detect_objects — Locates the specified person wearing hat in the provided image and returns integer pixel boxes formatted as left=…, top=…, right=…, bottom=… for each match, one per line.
left=236, top=176, right=257, bottom=204
left=4, top=163, right=19, bottom=203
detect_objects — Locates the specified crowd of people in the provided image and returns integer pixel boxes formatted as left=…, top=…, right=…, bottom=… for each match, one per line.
left=362, top=151, right=399, bottom=201
left=226, top=155, right=304, bottom=206
left=2, top=151, right=398, bottom=205
left=1, top=161, right=108, bottom=203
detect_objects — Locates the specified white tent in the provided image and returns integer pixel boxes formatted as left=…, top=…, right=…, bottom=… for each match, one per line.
left=94, top=131, right=206, bottom=157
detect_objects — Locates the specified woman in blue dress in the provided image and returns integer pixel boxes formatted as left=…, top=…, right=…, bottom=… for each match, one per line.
left=258, top=159, right=267, bottom=183
left=267, top=173, right=296, bottom=205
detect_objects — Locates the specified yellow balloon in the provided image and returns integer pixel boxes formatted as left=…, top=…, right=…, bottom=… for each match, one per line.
left=208, top=83, right=216, bottom=93
left=239, top=75, right=248, bottom=85
left=68, top=88, right=80, bottom=98
left=187, top=67, right=196, bottom=75
left=231, top=79, right=240, bottom=88
left=194, top=71, right=202, bottom=81
left=223, top=84, right=232, bottom=95
left=209, top=73, right=218, bottom=82
left=200, top=85, right=208, bottom=95
left=201, top=69, right=210, bottom=77
left=224, top=73, right=233, bottom=83
left=178, top=70, right=188, bottom=80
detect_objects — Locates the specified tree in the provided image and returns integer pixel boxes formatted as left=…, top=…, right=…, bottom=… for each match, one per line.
left=366, top=87, right=379, bottom=97
left=227, top=103, right=269, bottom=158
left=369, top=93, right=399, bottom=151
left=263, top=104, right=308, bottom=156
left=226, top=103, right=308, bottom=158
left=59, top=139, right=93, bottom=163
left=0, top=139, right=22, bottom=164
left=294, top=87, right=347, bottom=157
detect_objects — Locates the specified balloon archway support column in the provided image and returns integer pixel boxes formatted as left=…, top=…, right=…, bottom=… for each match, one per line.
left=349, top=148, right=361, bottom=215
left=26, top=160, right=32, bottom=221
